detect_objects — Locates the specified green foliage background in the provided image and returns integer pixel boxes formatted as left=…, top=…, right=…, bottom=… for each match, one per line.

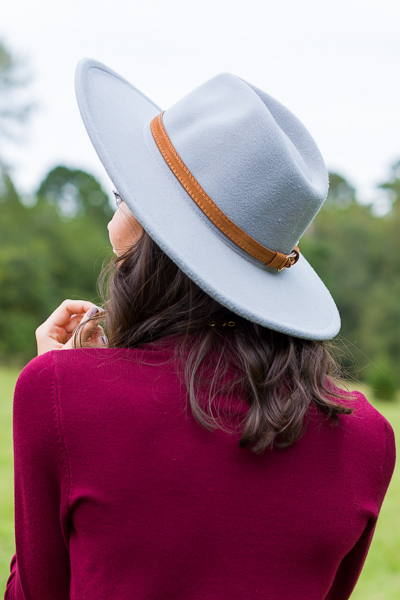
left=0, top=165, right=113, bottom=364
left=300, top=168, right=400, bottom=397
left=3, top=162, right=400, bottom=400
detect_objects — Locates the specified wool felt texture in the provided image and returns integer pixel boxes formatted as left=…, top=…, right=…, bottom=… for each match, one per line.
left=75, top=59, right=340, bottom=340
left=6, top=346, right=396, bottom=600
left=150, top=112, right=300, bottom=270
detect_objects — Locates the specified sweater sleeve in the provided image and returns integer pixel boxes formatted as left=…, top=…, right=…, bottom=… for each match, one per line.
left=324, top=418, right=396, bottom=600
left=4, top=352, right=71, bottom=600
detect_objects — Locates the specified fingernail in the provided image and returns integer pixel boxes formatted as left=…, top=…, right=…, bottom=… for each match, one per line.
left=87, top=307, right=99, bottom=318
left=101, top=336, right=108, bottom=346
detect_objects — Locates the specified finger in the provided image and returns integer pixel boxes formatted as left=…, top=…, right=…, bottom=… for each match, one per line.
left=87, top=325, right=106, bottom=345
left=64, top=314, right=85, bottom=334
left=64, top=310, right=104, bottom=335
left=44, top=300, right=102, bottom=330
left=74, top=316, right=104, bottom=345
left=63, top=326, right=106, bottom=350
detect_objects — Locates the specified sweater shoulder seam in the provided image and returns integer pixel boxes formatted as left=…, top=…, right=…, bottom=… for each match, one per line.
left=49, top=351, right=71, bottom=511
left=375, top=417, right=396, bottom=510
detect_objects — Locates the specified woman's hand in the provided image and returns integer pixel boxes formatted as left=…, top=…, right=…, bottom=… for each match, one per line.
left=35, top=300, right=106, bottom=356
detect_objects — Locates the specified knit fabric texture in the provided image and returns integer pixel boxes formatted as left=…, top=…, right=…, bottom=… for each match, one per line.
left=5, top=344, right=396, bottom=600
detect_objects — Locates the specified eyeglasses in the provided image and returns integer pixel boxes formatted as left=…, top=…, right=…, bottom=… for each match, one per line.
left=113, top=191, right=122, bottom=208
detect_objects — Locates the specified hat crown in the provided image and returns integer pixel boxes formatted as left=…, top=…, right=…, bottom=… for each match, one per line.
left=75, top=59, right=340, bottom=339
left=163, top=73, right=328, bottom=255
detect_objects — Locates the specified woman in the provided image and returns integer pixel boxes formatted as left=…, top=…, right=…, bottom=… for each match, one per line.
left=5, top=60, right=395, bottom=600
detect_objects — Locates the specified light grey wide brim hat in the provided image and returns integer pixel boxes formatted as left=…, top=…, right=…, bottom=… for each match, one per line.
left=75, top=59, right=340, bottom=340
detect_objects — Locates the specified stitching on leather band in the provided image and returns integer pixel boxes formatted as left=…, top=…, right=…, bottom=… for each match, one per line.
left=150, top=112, right=300, bottom=270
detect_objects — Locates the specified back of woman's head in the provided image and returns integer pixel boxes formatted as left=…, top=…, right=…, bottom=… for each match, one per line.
left=95, top=230, right=352, bottom=454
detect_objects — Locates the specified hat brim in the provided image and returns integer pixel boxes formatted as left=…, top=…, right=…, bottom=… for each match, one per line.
left=75, top=59, right=340, bottom=340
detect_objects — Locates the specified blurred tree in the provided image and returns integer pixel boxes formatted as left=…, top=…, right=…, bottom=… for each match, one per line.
left=302, top=195, right=374, bottom=370
left=37, top=166, right=113, bottom=222
left=35, top=166, right=113, bottom=300
left=378, top=160, right=400, bottom=208
left=0, top=168, right=42, bottom=362
left=325, top=172, right=356, bottom=210
left=359, top=164, right=400, bottom=398
left=302, top=170, right=400, bottom=397
left=0, top=167, right=113, bottom=365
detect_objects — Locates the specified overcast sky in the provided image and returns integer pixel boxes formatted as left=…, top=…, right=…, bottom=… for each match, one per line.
left=1, top=0, right=399, bottom=207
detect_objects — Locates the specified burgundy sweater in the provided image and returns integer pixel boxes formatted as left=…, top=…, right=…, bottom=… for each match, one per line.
left=5, top=344, right=396, bottom=600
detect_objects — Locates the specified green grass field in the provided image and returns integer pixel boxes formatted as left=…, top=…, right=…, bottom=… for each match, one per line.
left=0, top=369, right=399, bottom=597
left=0, top=368, right=18, bottom=587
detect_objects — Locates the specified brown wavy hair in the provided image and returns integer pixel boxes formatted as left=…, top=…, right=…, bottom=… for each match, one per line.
left=78, top=230, right=353, bottom=453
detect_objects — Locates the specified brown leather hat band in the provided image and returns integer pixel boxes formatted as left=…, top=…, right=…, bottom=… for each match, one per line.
left=150, top=112, right=300, bottom=271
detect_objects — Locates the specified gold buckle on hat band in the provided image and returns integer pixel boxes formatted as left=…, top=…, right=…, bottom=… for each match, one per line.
left=150, top=112, right=300, bottom=271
